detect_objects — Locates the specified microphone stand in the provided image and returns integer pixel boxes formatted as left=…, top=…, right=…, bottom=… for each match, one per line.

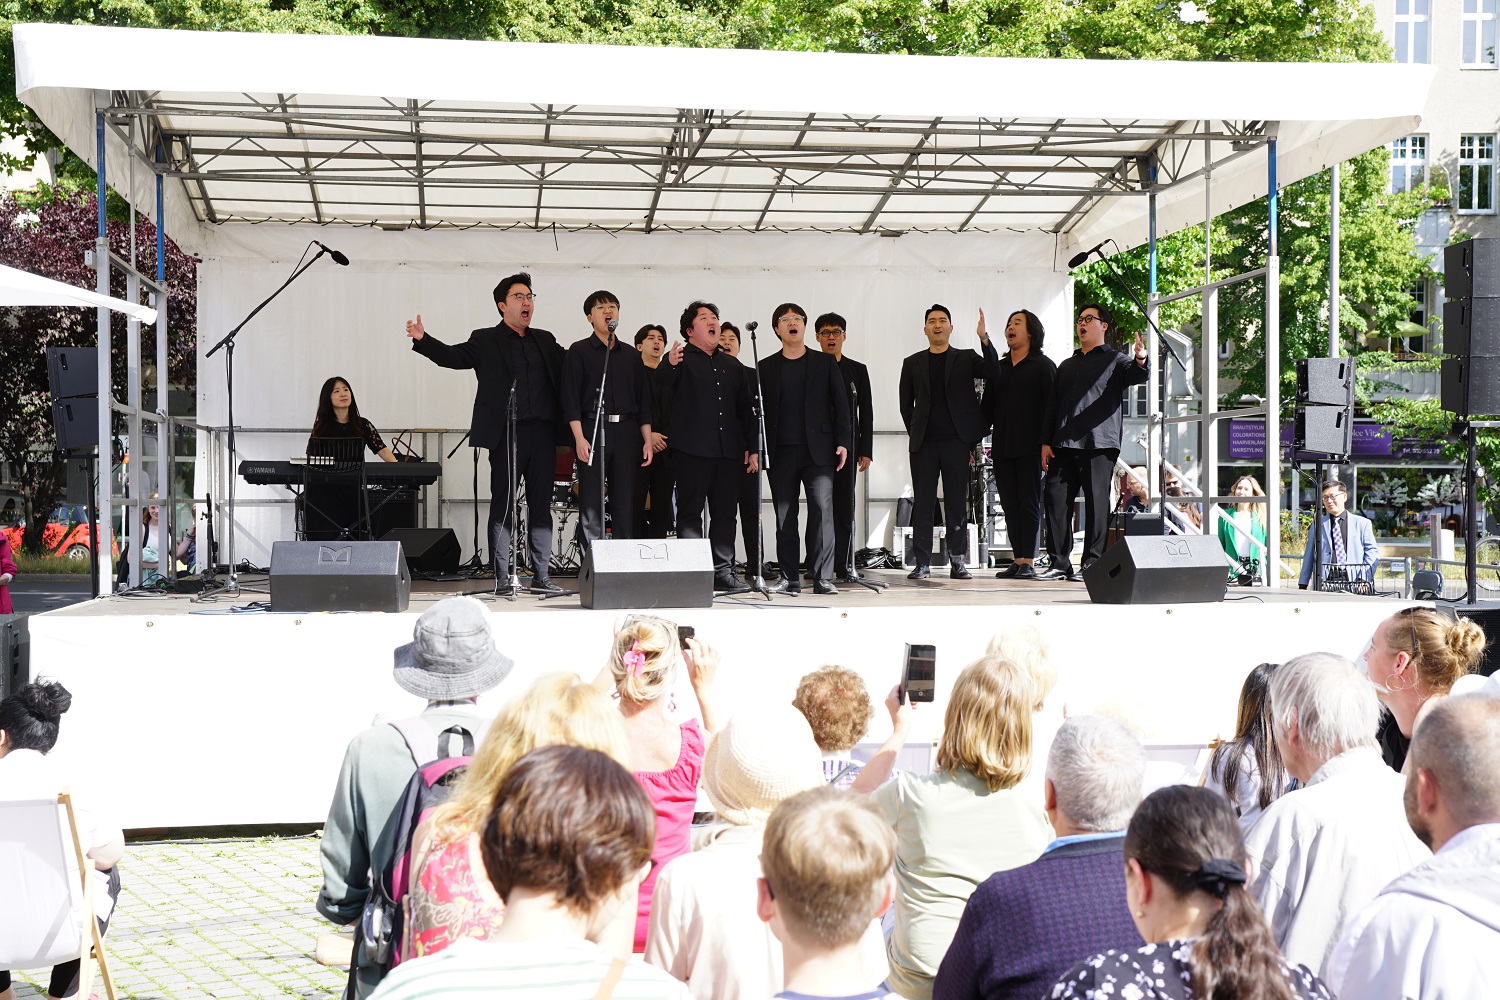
left=745, top=322, right=773, bottom=601
left=845, top=383, right=884, bottom=593
left=481, top=382, right=525, bottom=601
left=198, top=243, right=334, bottom=602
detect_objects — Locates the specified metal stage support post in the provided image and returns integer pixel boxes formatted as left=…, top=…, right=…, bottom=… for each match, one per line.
left=1267, top=138, right=1282, bottom=587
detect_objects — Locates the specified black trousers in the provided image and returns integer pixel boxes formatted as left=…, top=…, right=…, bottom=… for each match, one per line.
left=490, top=419, right=556, bottom=578
left=577, top=421, right=641, bottom=544
left=993, top=455, right=1044, bottom=560
left=1043, top=447, right=1118, bottom=574
left=634, top=449, right=675, bottom=539
left=674, top=452, right=743, bottom=578
left=738, top=467, right=763, bottom=574
left=769, top=444, right=835, bottom=584
left=809, top=459, right=859, bottom=577
left=911, top=438, right=971, bottom=569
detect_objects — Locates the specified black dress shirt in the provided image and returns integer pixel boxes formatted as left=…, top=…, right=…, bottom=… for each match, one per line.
left=661, top=343, right=756, bottom=460
left=776, top=354, right=809, bottom=446
left=833, top=355, right=874, bottom=459
left=988, top=350, right=1058, bottom=459
left=926, top=352, right=957, bottom=442
left=504, top=326, right=559, bottom=423
left=561, top=334, right=653, bottom=427
left=1047, top=343, right=1150, bottom=451
left=642, top=359, right=673, bottom=432
left=410, top=321, right=566, bottom=450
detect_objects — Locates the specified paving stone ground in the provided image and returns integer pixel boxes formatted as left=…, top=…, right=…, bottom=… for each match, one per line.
left=12, top=833, right=352, bottom=1000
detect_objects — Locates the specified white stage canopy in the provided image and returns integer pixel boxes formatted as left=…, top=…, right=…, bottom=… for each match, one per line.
left=0, top=262, right=157, bottom=322
left=14, top=22, right=1433, bottom=255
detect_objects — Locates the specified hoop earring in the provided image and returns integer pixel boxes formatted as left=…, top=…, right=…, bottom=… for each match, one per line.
left=669, top=696, right=677, bottom=713
left=1384, top=671, right=1414, bottom=693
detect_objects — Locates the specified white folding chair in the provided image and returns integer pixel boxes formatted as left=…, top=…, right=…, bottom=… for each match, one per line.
left=0, top=791, right=117, bottom=1000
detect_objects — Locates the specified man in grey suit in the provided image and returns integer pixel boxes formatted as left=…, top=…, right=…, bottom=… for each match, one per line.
left=1299, top=479, right=1380, bottom=590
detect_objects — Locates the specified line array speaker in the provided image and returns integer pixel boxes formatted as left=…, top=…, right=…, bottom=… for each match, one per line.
left=46, top=346, right=99, bottom=453
left=1446, top=237, right=1500, bottom=300
left=1295, top=357, right=1353, bottom=407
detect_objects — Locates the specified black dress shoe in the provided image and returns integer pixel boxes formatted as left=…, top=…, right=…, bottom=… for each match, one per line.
left=950, top=564, right=972, bottom=580
left=714, top=575, right=752, bottom=595
left=529, top=576, right=565, bottom=595
left=1014, top=564, right=1036, bottom=580
left=1034, top=566, right=1075, bottom=582
left=907, top=565, right=931, bottom=580
left=996, top=563, right=1022, bottom=579
left=813, top=579, right=840, bottom=595
left=769, top=579, right=801, bottom=596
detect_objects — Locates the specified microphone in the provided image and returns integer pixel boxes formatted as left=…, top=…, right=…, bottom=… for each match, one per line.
left=606, top=318, right=618, bottom=334
left=314, top=241, right=350, bottom=266
left=746, top=321, right=759, bottom=333
left=1068, top=241, right=1107, bottom=269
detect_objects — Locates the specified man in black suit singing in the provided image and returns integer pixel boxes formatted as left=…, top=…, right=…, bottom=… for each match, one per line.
left=759, top=303, right=851, bottom=596
left=898, top=304, right=1000, bottom=580
left=405, top=272, right=566, bottom=595
left=813, top=312, right=875, bottom=582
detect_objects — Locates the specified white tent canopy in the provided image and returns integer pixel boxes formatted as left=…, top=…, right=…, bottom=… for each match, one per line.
left=0, top=262, right=157, bottom=322
left=14, top=23, right=1433, bottom=254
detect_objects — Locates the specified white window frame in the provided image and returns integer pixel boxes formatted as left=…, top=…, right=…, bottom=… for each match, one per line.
left=1395, top=0, right=1431, bottom=64
left=1390, top=134, right=1427, bottom=193
left=1458, top=134, right=1497, bottom=214
left=1463, top=0, right=1498, bottom=69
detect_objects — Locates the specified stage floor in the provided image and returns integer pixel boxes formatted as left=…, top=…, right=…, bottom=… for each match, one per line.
left=29, top=570, right=1407, bottom=829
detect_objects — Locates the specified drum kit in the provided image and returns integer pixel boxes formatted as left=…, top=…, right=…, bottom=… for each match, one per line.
left=549, top=445, right=583, bottom=575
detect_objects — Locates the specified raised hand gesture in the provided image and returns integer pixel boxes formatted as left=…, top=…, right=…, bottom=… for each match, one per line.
left=405, top=315, right=425, bottom=341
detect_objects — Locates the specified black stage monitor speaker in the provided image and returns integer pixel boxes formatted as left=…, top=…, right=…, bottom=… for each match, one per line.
left=1442, top=297, right=1500, bottom=358
left=579, top=538, right=714, bottom=610
left=1084, top=535, right=1228, bottom=605
left=270, top=540, right=411, bottom=612
left=381, top=527, right=461, bottom=576
left=1295, top=357, right=1354, bottom=406
left=46, top=346, right=98, bottom=400
left=1441, top=355, right=1500, bottom=417
left=1446, top=238, right=1500, bottom=300
left=50, top=395, right=98, bottom=453
left=1294, top=405, right=1352, bottom=457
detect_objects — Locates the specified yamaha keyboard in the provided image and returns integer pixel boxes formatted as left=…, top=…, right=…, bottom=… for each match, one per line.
left=239, top=460, right=441, bottom=487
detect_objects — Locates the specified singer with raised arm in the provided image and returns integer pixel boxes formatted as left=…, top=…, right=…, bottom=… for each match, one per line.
left=898, top=304, right=1000, bottom=580
left=405, top=272, right=567, bottom=595
left=982, top=310, right=1056, bottom=580
left=758, top=303, right=851, bottom=596
left=661, top=301, right=759, bottom=594
left=1038, top=304, right=1149, bottom=581
left=814, top=312, right=875, bottom=583
left=562, top=291, right=654, bottom=545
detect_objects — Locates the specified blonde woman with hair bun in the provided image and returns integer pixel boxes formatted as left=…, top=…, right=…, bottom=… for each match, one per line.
left=1362, top=607, right=1486, bottom=769
left=401, top=673, right=628, bottom=962
left=596, top=614, right=727, bottom=952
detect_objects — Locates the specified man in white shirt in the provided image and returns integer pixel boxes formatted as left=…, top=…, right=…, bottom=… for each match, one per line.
left=1243, top=651, right=1430, bottom=976
left=1326, top=694, right=1500, bottom=999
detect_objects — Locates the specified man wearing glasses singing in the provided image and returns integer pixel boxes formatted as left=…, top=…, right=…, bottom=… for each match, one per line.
left=406, top=272, right=568, bottom=594
left=1037, top=304, right=1149, bottom=581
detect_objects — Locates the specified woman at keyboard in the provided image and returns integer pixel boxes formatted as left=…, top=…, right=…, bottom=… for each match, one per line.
left=309, top=376, right=398, bottom=462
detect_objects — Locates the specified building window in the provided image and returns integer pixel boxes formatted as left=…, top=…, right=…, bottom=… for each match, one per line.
left=1459, top=134, right=1496, bottom=213
left=1463, top=0, right=1498, bottom=68
left=1406, top=280, right=1427, bottom=354
left=1395, top=0, right=1431, bottom=64
left=1125, top=385, right=1148, bottom=418
left=1390, top=134, right=1427, bottom=193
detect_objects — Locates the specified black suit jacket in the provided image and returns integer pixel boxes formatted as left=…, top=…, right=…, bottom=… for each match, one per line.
left=899, top=342, right=1001, bottom=451
left=758, top=350, right=852, bottom=468
left=834, top=356, right=875, bottom=460
left=411, top=322, right=565, bottom=450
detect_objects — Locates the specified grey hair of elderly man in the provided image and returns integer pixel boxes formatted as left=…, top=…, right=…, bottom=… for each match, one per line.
left=1268, top=651, right=1381, bottom=783
left=1044, top=715, right=1148, bottom=834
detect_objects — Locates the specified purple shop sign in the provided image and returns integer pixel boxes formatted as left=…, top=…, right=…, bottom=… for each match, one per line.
left=1226, top=418, right=1447, bottom=462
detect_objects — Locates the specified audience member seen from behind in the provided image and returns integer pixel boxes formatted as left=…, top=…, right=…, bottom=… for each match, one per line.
left=595, top=615, right=725, bottom=952
left=935, top=716, right=1146, bottom=1000
left=1204, top=663, right=1295, bottom=830
left=1051, top=785, right=1332, bottom=1000
left=759, top=787, right=898, bottom=1000
left=369, top=745, right=690, bottom=1000
left=646, top=705, right=886, bottom=1000
left=1327, top=694, right=1500, bottom=999
left=862, top=655, right=1051, bottom=1000
left=986, top=625, right=1062, bottom=803
left=1362, top=607, right=1484, bottom=770
left=1244, top=651, right=1430, bottom=976
left=318, top=596, right=512, bottom=1000
left=0, top=681, right=125, bottom=1000
left=403, top=673, right=629, bottom=960
left=793, top=666, right=875, bottom=788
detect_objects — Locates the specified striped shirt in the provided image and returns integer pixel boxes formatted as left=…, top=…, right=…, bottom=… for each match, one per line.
left=369, top=937, right=693, bottom=1000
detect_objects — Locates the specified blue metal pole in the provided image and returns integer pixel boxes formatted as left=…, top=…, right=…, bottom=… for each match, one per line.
left=1268, top=139, right=1279, bottom=257
left=156, top=145, right=165, bottom=283
left=96, top=113, right=106, bottom=238
left=1148, top=163, right=1158, bottom=297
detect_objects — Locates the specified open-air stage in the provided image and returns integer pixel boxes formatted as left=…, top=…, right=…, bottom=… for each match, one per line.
left=28, top=571, right=1410, bottom=831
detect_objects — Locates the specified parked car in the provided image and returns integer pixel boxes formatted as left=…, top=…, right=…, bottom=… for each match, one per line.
left=2, top=505, right=117, bottom=560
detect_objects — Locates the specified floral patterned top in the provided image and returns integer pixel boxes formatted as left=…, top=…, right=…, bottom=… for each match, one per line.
left=404, top=831, right=507, bottom=962
left=1050, top=939, right=1332, bottom=1000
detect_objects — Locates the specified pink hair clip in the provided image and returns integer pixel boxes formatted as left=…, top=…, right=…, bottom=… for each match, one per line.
left=623, top=640, right=647, bottom=677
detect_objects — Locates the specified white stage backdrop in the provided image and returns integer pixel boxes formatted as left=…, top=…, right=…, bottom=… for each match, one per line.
left=195, top=226, right=1072, bottom=564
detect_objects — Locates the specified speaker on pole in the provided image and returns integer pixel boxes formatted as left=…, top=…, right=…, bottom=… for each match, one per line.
left=579, top=538, right=714, bottom=610
left=270, top=540, right=411, bottom=612
left=1293, top=357, right=1354, bottom=460
left=1083, top=535, right=1228, bottom=605
left=46, top=346, right=99, bottom=454
left=1443, top=238, right=1500, bottom=418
